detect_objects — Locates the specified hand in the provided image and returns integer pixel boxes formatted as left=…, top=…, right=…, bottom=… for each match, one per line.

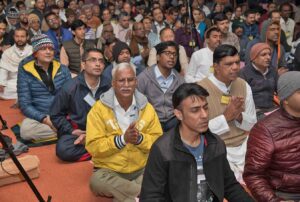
left=223, top=96, right=244, bottom=122
left=277, top=67, right=288, bottom=76
left=42, top=116, right=57, bottom=132
left=74, top=134, right=86, bottom=145
left=72, top=129, right=86, bottom=136
left=124, top=122, right=139, bottom=144
left=0, top=85, right=5, bottom=93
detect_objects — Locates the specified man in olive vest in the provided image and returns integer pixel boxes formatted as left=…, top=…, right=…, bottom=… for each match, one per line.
left=60, top=19, right=95, bottom=77
left=198, top=44, right=257, bottom=181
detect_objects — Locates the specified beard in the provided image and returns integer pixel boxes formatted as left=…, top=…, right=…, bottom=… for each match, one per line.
left=15, top=41, right=27, bottom=48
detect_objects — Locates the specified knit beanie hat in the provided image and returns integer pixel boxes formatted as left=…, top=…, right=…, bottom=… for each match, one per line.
left=112, top=41, right=131, bottom=62
left=278, top=71, right=300, bottom=101
left=28, top=13, right=40, bottom=23
left=31, top=34, right=54, bottom=53
left=250, top=43, right=271, bottom=61
left=7, top=7, right=19, bottom=19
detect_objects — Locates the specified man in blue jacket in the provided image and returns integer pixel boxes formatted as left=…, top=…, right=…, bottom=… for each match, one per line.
left=17, top=34, right=71, bottom=141
left=44, top=11, right=73, bottom=59
left=50, top=48, right=111, bottom=162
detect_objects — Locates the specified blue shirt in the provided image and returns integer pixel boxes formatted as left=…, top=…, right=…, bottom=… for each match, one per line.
left=154, top=65, right=176, bottom=93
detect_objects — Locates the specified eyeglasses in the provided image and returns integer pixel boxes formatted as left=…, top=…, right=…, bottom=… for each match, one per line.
left=47, top=17, right=59, bottom=24
left=85, top=57, right=104, bottom=64
left=115, top=77, right=136, bottom=84
left=161, top=51, right=177, bottom=57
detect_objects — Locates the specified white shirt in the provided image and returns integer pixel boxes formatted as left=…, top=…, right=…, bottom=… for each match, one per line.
left=280, top=17, right=295, bottom=46
left=185, top=47, right=214, bottom=83
left=114, top=95, right=138, bottom=134
left=207, top=75, right=257, bottom=135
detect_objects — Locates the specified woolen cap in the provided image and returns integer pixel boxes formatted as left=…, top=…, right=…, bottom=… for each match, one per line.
left=278, top=71, right=300, bottom=101
left=112, top=41, right=131, bottom=63
left=250, top=43, right=271, bottom=61
left=31, top=34, right=54, bottom=53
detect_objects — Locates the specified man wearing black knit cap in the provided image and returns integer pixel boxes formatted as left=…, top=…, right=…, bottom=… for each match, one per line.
left=102, top=40, right=144, bottom=82
left=244, top=71, right=300, bottom=202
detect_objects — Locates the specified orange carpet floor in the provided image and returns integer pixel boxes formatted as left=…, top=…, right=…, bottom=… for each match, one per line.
left=0, top=100, right=112, bottom=202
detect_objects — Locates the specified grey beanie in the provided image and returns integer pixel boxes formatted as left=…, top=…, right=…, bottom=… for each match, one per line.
left=278, top=71, right=300, bottom=101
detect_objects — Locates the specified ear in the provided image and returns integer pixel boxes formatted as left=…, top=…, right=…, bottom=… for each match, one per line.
left=156, top=54, right=160, bottom=62
left=283, top=100, right=288, bottom=105
left=80, top=61, right=85, bottom=71
left=174, top=108, right=183, bottom=121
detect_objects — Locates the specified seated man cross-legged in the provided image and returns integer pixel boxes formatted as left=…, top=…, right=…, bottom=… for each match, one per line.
left=86, top=63, right=163, bottom=201
left=50, top=48, right=111, bottom=162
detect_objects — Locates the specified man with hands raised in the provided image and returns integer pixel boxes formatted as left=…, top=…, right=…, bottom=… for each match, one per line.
left=198, top=44, right=257, bottom=182
left=86, top=62, right=162, bottom=202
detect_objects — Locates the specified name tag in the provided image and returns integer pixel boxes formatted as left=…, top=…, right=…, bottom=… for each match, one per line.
left=248, top=35, right=253, bottom=40
left=197, top=174, right=206, bottom=184
left=221, top=95, right=231, bottom=105
left=84, top=93, right=96, bottom=107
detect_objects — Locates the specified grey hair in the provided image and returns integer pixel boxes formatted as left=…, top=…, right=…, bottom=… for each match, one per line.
left=112, top=62, right=136, bottom=80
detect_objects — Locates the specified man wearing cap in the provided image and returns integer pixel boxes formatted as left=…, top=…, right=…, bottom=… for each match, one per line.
left=102, top=41, right=143, bottom=82
left=240, top=43, right=278, bottom=120
left=28, top=13, right=42, bottom=41
left=17, top=34, right=71, bottom=141
left=244, top=71, right=300, bottom=202
left=6, top=7, right=19, bottom=31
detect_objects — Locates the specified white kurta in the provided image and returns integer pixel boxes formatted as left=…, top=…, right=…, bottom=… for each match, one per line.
left=0, top=44, right=32, bottom=99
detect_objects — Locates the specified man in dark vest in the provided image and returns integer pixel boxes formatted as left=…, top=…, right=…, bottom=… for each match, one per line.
left=60, top=19, right=95, bottom=77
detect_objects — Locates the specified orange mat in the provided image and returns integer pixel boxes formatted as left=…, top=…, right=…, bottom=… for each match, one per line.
left=0, top=100, right=112, bottom=202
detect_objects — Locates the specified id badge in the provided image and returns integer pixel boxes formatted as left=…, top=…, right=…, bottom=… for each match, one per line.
left=221, top=95, right=231, bottom=104
left=84, top=93, right=96, bottom=107
left=248, top=35, right=253, bottom=40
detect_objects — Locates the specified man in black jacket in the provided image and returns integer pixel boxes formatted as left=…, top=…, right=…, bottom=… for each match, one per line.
left=50, top=48, right=110, bottom=162
left=140, top=83, right=254, bottom=202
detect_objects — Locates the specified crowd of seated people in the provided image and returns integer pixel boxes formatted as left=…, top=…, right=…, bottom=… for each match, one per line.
left=0, top=0, right=299, bottom=201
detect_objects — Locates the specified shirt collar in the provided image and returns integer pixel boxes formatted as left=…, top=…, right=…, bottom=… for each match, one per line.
left=154, top=65, right=175, bottom=80
left=252, top=63, right=269, bottom=76
left=209, top=74, right=232, bottom=95
left=114, top=94, right=136, bottom=109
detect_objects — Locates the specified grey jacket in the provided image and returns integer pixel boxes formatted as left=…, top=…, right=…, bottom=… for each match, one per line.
left=137, top=65, right=185, bottom=122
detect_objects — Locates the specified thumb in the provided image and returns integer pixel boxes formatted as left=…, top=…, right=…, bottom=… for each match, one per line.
left=129, top=121, right=136, bottom=128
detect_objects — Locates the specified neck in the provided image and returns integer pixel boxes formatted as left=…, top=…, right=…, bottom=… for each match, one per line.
left=253, top=63, right=267, bottom=74
left=84, top=72, right=99, bottom=88
left=179, top=125, right=201, bottom=147
left=266, top=40, right=276, bottom=47
left=116, top=96, right=133, bottom=111
left=157, top=64, right=172, bottom=78
left=283, top=105, right=300, bottom=118
left=207, top=44, right=215, bottom=52
left=215, top=74, right=231, bottom=87
left=37, top=60, right=50, bottom=71
left=74, top=37, right=83, bottom=45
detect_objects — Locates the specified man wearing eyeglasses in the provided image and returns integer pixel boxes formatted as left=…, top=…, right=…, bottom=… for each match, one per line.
left=50, top=48, right=110, bottom=162
left=86, top=62, right=162, bottom=201
left=138, top=41, right=185, bottom=132
left=44, top=11, right=73, bottom=59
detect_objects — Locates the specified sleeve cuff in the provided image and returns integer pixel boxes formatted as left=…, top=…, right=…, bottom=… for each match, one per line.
left=135, top=134, right=143, bottom=145
left=114, top=135, right=126, bottom=149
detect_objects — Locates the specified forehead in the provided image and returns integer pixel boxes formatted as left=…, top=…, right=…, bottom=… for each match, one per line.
left=115, top=67, right=135, bottom=78
left=181, top=95, right=207, bottom=108
left=268, top=24, right=280, bottom=29
left=14, top=29, right=27, bottom=35
left=162, top=29, right=174, bottom=36
left=257, top=48, right=271, bottom=55
left=209, top=30, right=221, bottom=37
left=87, top=51, right=103, bottom=58
left=219, top=54, right=240, bottom=63
left=162, top=46, right=176, bottom=52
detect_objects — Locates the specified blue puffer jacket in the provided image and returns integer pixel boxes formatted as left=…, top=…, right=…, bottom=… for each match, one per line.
left=17, top=55, right=71, bottom=122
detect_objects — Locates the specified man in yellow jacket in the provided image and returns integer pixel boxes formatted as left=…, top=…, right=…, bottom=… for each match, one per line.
left=86, top=62, right=163, bottom=202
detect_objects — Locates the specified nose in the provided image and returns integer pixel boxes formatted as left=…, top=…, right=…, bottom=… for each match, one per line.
left=200, top=108, right=208, bottom=119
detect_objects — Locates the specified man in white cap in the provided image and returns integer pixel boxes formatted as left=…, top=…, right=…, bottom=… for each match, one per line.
left=244, top=71, right=300, bottom=202
left=17, top=34, right=71, bottom=141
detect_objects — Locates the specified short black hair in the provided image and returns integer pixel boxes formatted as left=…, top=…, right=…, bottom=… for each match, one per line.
left=279, top=2, right=293, bottom=12
left=223, top=6, right=233, bottom=15
left=155, top=41, right=179, bottom=56
left=205, top=26, right=221, bottom=39
left=213, top=44, right=238, bottom=64
left=0, top=16, right=8, bottom=25
left=82, top=48, right=103, bottom=61
left=244, top=9, right=256, bottom=17
left=16, top=1, right=25, bottom=9
left=172, top=83, right=209, bottom=109
left=14, top=27, right=28, bottom=36
left=159, top=27, right=174, bottom=36
left=44, top=11, right=57, bottom=20
left=269, top=9, right=280, bottom=18
left=213, top=13, right=228, bottom=24
left=152, top=7, right=162, bottom=16
left=70, top=19, right=86, bottom=31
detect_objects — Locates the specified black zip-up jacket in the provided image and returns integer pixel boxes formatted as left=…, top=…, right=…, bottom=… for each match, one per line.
left=50, top=72, right=111, bottom=137
left=140, top=125, right=254, bottom=202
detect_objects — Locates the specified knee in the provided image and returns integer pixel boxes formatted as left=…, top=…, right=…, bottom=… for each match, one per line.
left=89, top=172, right=113, bottom=197
left=20, top=119, right=35, bottom=140
left=56, top=136, right=85, bottom=162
